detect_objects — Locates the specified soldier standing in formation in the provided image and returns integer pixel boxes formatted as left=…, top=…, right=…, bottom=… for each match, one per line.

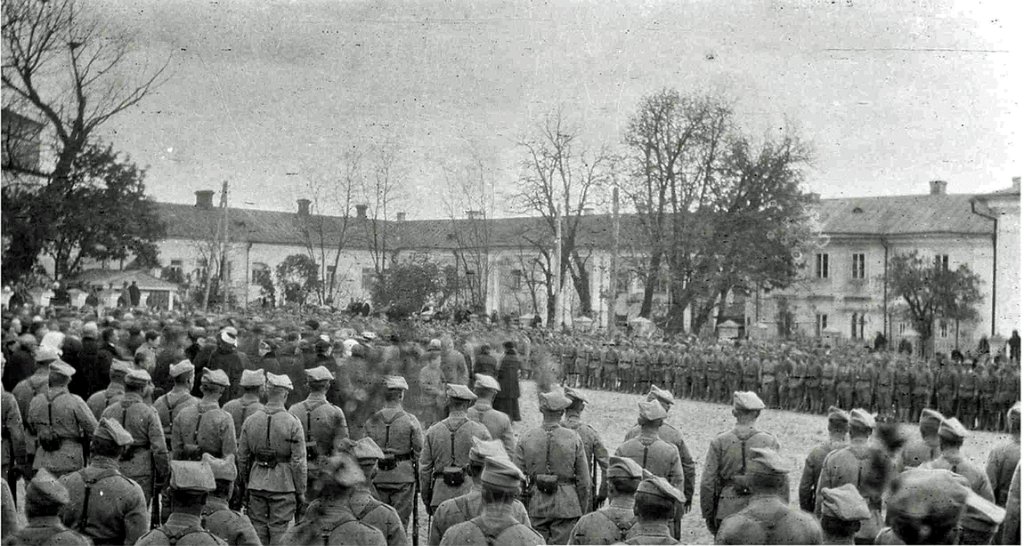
left=4, top=469, right=92, bottom=546
left=343, top=437, right=408, bottom=546
left=623, top=386, right=695, bottom=516
left=364, top=375, right=423, bottom=527
left=817, top=484, right=870, bottom=545
left=798, top=407, right=849, bottom=513
left=569, top=456, right=642, bottom=545
left=814, top=409, right=883, bottom=545
left=135, top=460, right=226, bottom=546
left=100, top=368, right=168, bottom=507
left=200, top=454, right=261, bottom=546
left=987, top=402, right=1021, bottom=509
left=223, top=370, right=266, bottom=438
left=289, top=365, right=349, bottom=500
left=154, top=361, right=198, bottom=445
left=171, top=368, right=235, bottom=462
left=86, top=359, right=130, bottom=420
left=420, top=384, right=492, bottom=515
left=562, top=387, right=609, bottom=509
left=623, top=476, right=684, bottom=545
left=467, top=373, right=515, bottom=456
left=27, top=361, right=97, bottom=479
left=283, top=453, right=386, bottom=546
left=438, top=456, right=544, bottom=546
left=897, top=408, right=942, bottom=470
left=514, top=390, right=590, bottom=544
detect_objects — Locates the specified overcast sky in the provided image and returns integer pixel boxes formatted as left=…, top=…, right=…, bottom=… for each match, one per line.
left=93, top=0, right=1021, bottom=218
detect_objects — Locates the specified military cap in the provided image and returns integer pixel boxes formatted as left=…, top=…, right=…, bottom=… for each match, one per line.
left=240, top=369, right=265, bottom=387
left=82, top=321, right=99, bottom=338
left=733, top=391, right=765, bottom=411
left=125, top=368, right=151, bottom=386
left=361, top=331, right=377, bottom=341
left=305, top=366, right=335, bottom=382
left=110, top=359, right=133, bottom=376
left=539, top=390, right=571, bottom=412
left=383, top=375, right=408, bottom=390
left=481, top=455, right=526, bottom=492
left=49, top=360, right=75, bottom=378
left=428, top=339, right=442, bottom=351
left=564, top=387, right=587, bottom=404
left=638, top=400, right=668, bottom=421
left=503, top=341, right=516, bottom=351
left=827, top=406, right=850, bottom=425
left=170, top=460, right=216, bottom=492
left=266, top=372, right=294, bottom=391
left=202, top=368, right=230, bottom=387
left=315, top=338, right=331, bottom=352
left=637, top=476, right=685, bottom=503
left=474, top=373, right=501, bottom=392
left=937, top=417, right=968, bottom=440
left=351, top=437, right=385, bottom=461
left=608, top=456, right=644, bottom=479
left=1008, top=402, right=1021, bottom=421
left=747, top=447, right=790, bottom=475
left=445, top=383, right=477, bottom=402
left=648, top=385, right=674, bottom=406
left=324, top=453, right=365, bottom=487
left=219, top=326, right=238, bottom=347
left=820, top=484, right=871, bottom=521
left=188, top=326, right=206, bottom=339
left=94, top=417, right=134, bottom=446
left=886, top=468, right=970, bottom=519
left=849, top=409, right=876, bottom=429
left=203, top=453, right=238, bottom=482
left=169, top=360, right=195, bottom=378
left=26, top=469, right=69, bottom=506
left=962, top=491, right=1006, bottom=530
left=35, top=345, right=61, bottom=363
left=469, top=437, right=508, bottom=463
left=920, top=408, right=944, bottom=428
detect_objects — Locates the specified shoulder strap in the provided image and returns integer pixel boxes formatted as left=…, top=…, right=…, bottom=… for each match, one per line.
left=739, top=437, right=748, bottom=476
left=445, top=418, right=468, bottom=466
left=597, top=510, right=634, bottom=539
left=356, top=497, right=382, bottom=520
left=161, top=524, right=216, bottom=546
left=193, top=406, right=207, bottom=443
left=321, top=510, right=358, bottom=546
left=304, top=402, right=314, bottom=443
left=471, top=517, right=513, bottom=546
left=265, top=413, right=273, bottom=447
left=455, top=495, right=474, bottom=520
left=642, top=444, right=650, bottom=470
left=77, top=468, right=121, bottom=533
left=382, top=410, right=406, bottom=449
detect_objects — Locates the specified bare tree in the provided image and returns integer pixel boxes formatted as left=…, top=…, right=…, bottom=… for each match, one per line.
left=440, top=146, right=496, bottom=312
left=361, top=141, right=404, bottom=284
left=2, top=0, right=168, bottom=280
left=513, top=109, right=611, bottom=326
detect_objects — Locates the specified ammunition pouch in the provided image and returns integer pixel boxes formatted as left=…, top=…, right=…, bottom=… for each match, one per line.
left=121, top=441, right=149, bottom=461
left=37, top=430, right=63, bottom=452
left=180, top=444, right=203, bottom=461
left=730, top=475, right=752, bottom=497
left=255, top=448, right=280, bottom=468
left=378, top=452, right=397, bottom=472
left=441, top=466, right=466, bottom=488
left=305, top=444, right=320, bottom=461
left=535, top=473, right=559, bottom=495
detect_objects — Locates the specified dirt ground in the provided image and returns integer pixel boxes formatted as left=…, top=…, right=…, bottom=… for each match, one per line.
left=8, top=380, right=1009, bottom=545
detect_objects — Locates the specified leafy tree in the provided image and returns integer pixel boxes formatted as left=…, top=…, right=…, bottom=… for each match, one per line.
left=4, top=142, right=166, bottom=281
left=370, top=257, right=447, bottom=321
left=886, top=251, right=983, bottom=354
left=275, top=254, right=320, bottom=305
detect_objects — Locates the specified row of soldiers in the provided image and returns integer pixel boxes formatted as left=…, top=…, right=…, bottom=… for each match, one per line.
left=537, top=334, right=1020, bottom=431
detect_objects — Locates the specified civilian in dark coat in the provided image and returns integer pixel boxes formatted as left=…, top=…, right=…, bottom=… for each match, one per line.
left=1, top=339, right=36, bottom=392
left=471, top=345, right=499, bottom=390
left=61, top=334, right=87, bottom=398
left=128, top=281, right=141, bottom=307
left=193, top=327, right=248, bottom=399
left=94, top=328, right=123, bottom=392
left=494, top=341, right=522, bottom=422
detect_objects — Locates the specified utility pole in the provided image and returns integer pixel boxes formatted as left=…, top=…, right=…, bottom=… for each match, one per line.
left=202, top=180, right=229, bottom=311
left=552, top=205, right=562, bottom=330
left=607, top=187, right=619, bottom=335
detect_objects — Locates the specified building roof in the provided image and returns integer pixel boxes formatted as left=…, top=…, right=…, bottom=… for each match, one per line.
left=67, top=269, right=180, bottom=292
left=154, top=191, right=992, bottom=251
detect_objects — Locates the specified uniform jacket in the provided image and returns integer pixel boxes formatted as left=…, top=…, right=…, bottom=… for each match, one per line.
left=467, top=400, right=515, bottom=457
left=101, top=392, right=169, bottom=488
left=562, top=414, right=609, bottom=478
left=921, top=452, right=995, bottom=501
left=282, top=498, right=386, bottom=546
left=1, top=516, right=92, bottom=546
left=438, top=505, right=543, bottom=546
left=716, top=494, right=823, bottom=545
left=364, top=406, right=423, bottom=485
left=798, top=438, right=847, bottom=512
left=345, top=487, right=408, bottom=546
left=700, top=424, right=781, bottom=523
left=986, top=440, right=1020, bottom=506
left=568, top=497, right=635, bottom=545
left=237, top=403, right=307, bottom=495
left=153, top=389, right=199, bottom=439
left=86, top=384, right=125, bottom=421
left=13, top=369, right=48, bottom=424
left=419, top=413, right=492, bottom=508
left=58, top=455, right=150, bottom=545
left=624, top=422, right=696, bottom=502
left=2, top=390, right=26, bottom=469
left=615, top=432, right=685, bottom=492
left=897, top=438, right=939, bottom=471
left=135, top=512, right=227, bottom=545
left=289, top=394, right=349, bottom=474
left=171, top=401, right=236, bottom=460
left=222, top=396, right=264, bottom=438
left=815, top=442, right=888, bottom=541
left=429, top=487, right=530, bottom=546
left=201, top=496, right=262, bottom=546
left=27, top=387, right=97, bottom=475
left=623, top=521, right=677, bottom=545
left=513, top=422, right=591, bottom=519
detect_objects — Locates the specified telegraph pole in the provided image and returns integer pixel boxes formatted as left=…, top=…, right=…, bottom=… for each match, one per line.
left=607, top=187, right=619, bottom=334
left=552, top=205, right=562, bottom=330
left=202, top=180, right=229, bottom=311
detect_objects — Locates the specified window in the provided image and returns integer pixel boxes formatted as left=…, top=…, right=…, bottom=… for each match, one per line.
left=169, top=259, right=183, bottom=272
left=899, top=322, right=907, bottom=335
left=850, top=313, right=866, bottom=339
left=935, top=254, right=949, bottom=270
left=361, top=268, right=375, bottom=290
left=654, top=272, right=670, bottom=295
left=939, top=321, right=949, bottom=338
left=325, top=265, right=337, bottom=281
left=815, top=253, right=830, bottom=279
left=816, top=313, right=828, bottom=337
left=615, top=271, right=630, bottom=293
left=251, top=263, right=269, bottom=284
left=510, top=269, right=523, bottom=290
left=851, top=253, right=866, bottom=280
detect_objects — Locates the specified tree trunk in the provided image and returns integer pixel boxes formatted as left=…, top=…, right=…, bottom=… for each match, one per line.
left=546, top=292, right=556, bottom=329
left=691, top=294, right=720, bottom=335
left=570, top=254, right=593, bottom=317
left=665, top=284, right=689, bottom=333
left=639, top=252, right=663, bottom=318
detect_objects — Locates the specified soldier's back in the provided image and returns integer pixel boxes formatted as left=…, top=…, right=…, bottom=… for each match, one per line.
left=1, top=523, right=92, bottom=546
left=172, top=402, right=235, bottom=459
left=716, top=496, right=823, bottom=545
left=284, top=507, right=386, bottom=546
left=439, top=515, right=544, bottom=546
left=615, top=435, right=681, bottom=487
left=431, top=490, right=531, bottom=545
left=987, top=440, right=1021, bottom=505
left=222, top=398, right=264, bottom=437
left=135, top=525, right=227, bottom=545
left=569, top=506, right=634, bottom=545
left=921, top=454, right=994, bottom=500
left=201, top=501, right=260, bottom=546
left=86, top=386, right=124, bottom=420
left=347, top=489, right=407, bottom=546
left=898, top=439, right=939, bottom=470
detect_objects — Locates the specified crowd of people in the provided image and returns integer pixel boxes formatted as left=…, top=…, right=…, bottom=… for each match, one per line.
left=0, top=303, right=1019, bottom=545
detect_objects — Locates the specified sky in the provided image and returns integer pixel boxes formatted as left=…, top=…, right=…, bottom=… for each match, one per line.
left=90, top=0, right=1022, bottom=218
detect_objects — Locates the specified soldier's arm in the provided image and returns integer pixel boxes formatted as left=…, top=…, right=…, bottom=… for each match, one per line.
left=668, top=452, right=685, bottom=492
left=336, top=407, right=350, bottom=440
left=699, top=439, right=719, bottom=521
left=986, top=451, right=1002, bottom=496
left=410, top=415, right=424, bottom=455
left=428, top=506, right=444, bottom=546
left=512, top=432, right=526, bottom=470
left=500, top=419, right=516, bottom=458
left=170, top=413, right=184, bottom=458
left=74, top=397, right=98, bottom=438
left=814, top=454, right=833, bottom=517
left=289, top=417, right=307, bottom=499
left=123, top=480, right=151, bottom=545
left=797, top=455, right=817, bottom=513
left=222, top=414, right=238, bottom=456
left=573, top=436, right=591, bottom=512
left=385, top=508, right=408, bottom=546
left=236, top=422, right=251, bottom=490
left=591, top=427, right=609, bottom=473
left=419, top=432, right=434, bottom=507
left=677, top=438, right=695, bottom=504
left=978, top=470, right=996, bottom=502
left=5, top=397, right=26, bottom=460
left=1003, top=463, right=1021, bottom=545
left=149, top=410, right=170, bottom=486
left=235, top=513, right=262, bottom=546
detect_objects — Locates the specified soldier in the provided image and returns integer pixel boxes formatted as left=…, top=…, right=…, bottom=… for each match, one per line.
left=776, top=353, right=791, bottom=410
left=86, top=359, right=131, bottom=420
left=997, top=363, right=1020, bottom=431
left=290, top=365, right=349, bottom=499
left=805, top=356, right=823, bottom=414
left=2, top=359, right=26, bottom=494
left=514, top=390, right=590, bottom=544
left=623, top=476, right=684, bottom=545
left=673, top=348, right=690, bottom=400
left=894, top=358, right=913, bottom=422
left=760, top=355, right=778, bottom=409
left=467, top=373, right=515, bottom=457
left=819, top=356, right=838, bottom=414
left=602, top=342, right=619, bottom=391
left=814, top=409, right=884, bottom=544
left=13, top=345, right=56, bottom=430
left=853, top=359, right=874, bottom=413
left=429, top=438, right=530, bottom=545
left=834, top=362, right=854, bottom=411
left=236, top=372, right=307, bottom=546
left=222, top=369, right=265, bottom=438
left=691, top=350, right=706, bottom=401
left=438, top=455, right=544, bottom=546
left=920, top=418, right=995, bottom=502
left=343, top=438, right=408, bottom=546
left=700, top=392, right=782, bottom=535
left=99, top=369, right=168, bottom=508
left=911, top=359, right=934, bottom=423
left=874, top=356, right=895, bottom=419
left=934, top=359, right=957, bottom=417
left=200, top=454, right=260, bottom=546
left=586, top=342, right=602, bottom=389
left=788, top=354, right=807, bottom=412
left=716, top=448, right=823, bottom=545
left=987, top=402, right=1021, bottom=508
left=58, top=418, right=149, bottom=545
left=364, top=375, right=423, bottom=526
left=134, top=460, right=227, bottom=545
left=563, top=387, right=609, bottom=510
left=818, top=484, right=871, bottom=545
left=623, top=386, right=695, bottom=516
left=798, top=407, right=849, bottom=513
left=172, top=368, right=236, bottom=462
left=420, top=384, right=492, bottom=515
left=154, top=361, right=199, bottom=445
left=897, top=408, right=943, bottom=470
left=568, top=456, right=641, bottom=544
left=1004, top=464, right=1021, bottom=545
left=418, top=342, right=446, bottom=429
left=618, top=343, right=634, bottom=394
left=636, top=344, right=652, bottom=395
left=27, top=361, right=97, bottom=478
left=978, top=363, right=1000, bottom=431
left=956, top=361, right=979, bottom=429
left=3, top=469, right=92, bottom=546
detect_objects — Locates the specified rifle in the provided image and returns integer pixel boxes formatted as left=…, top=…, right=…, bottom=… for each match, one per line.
left=589, top=451, right=598, bottom=512
left=412, top=457, right=420, bottom=546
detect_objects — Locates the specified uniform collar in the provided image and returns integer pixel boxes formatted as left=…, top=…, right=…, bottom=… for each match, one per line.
left=474, top=400, right=493, bottom=411
left=240, top=393, right=261, bottom=404
left=106, top=382, right=126, bottom=394
left=542, top=421, right=561, bottom=431
left=198, top=399, right=220, bottom=410
left=204, top=496, right=230, bottom=513
left=47, top=386, right=69, bottom=399
left=26, top=516, right=64, bottom=528
left=89, top=456, right=120, bottom=470
left=609, top=496, right=635, bottom=510
left=165, top=512, right=203, bottom=528
left=123, top=391, right=145, bottom=403
left=306, top=392, right=328, bottom=403
left=629, top=521, right=672, bottom=538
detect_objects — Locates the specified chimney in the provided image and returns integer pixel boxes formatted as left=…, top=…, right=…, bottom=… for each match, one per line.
left=296, top=198, right=311, bottom=217
left=355, top=204, right=368, bottom=219
left=466, top=210, right=483, bottom=220
left=195, top=190, right=214, bottom=210
left=807, top=192, right=821, bottom=203
left=929, top=180, right=947, bottom=195
left=396, top=212, right=406, bottom=222
left=1013, top=176, right=1021, bottom=193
